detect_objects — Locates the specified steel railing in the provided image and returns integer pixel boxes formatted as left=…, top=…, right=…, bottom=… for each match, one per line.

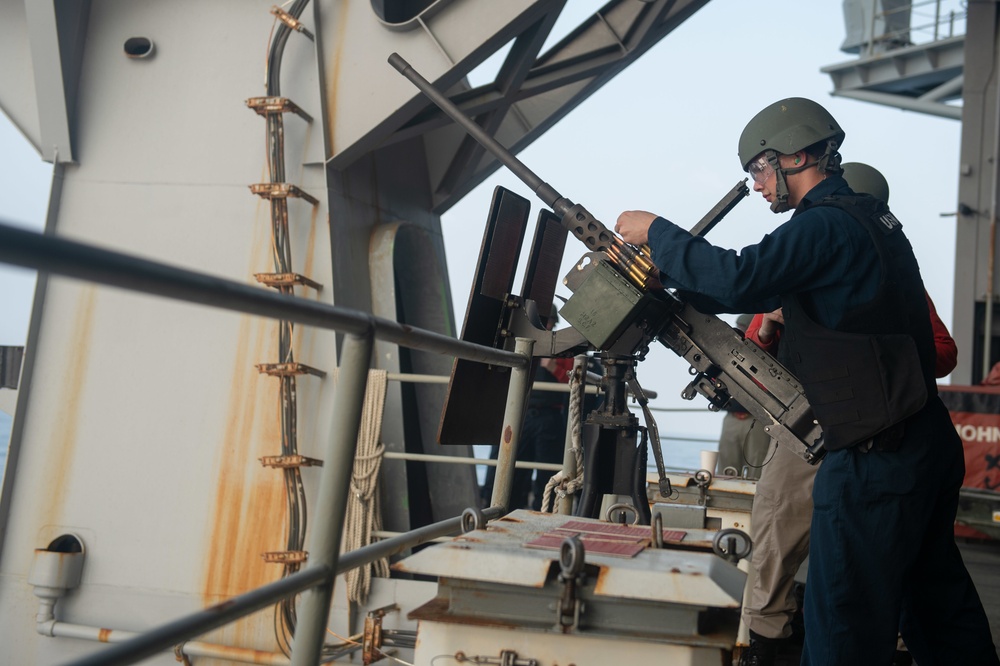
left=0, top=219, right=714, bottom=664
left=859, top=0, right=967, bottom=58
left=0, top=221, right=531, bottom=666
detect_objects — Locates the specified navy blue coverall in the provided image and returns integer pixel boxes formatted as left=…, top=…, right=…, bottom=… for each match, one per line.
left=646, top=175, right=998, bottom=665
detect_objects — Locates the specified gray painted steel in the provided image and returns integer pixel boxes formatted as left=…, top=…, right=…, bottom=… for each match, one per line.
left=822, top=35, right=965, bottom=116
left=290, top=332, right=372, bottom=666
left=953, top=1, right=1000, bottom=383
left=488, top=337, right=535, bottom=512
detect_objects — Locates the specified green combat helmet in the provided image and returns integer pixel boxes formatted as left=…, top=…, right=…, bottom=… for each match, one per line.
left=738, top=97, right=845, bottom=213
left=842, top=162, right=890, bottom=205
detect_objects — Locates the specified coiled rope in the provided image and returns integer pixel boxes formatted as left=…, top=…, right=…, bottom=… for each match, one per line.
left=343, top=369, right=389, bottom=605
left=541, top=358, right=586, bottom=513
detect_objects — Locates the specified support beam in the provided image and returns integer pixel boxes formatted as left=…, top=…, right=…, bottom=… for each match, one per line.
left=23, top=0, right=88, bottom=163
left=830, top=88, right=962, bottom=119
left=954, top=1, right=1000, bottom=383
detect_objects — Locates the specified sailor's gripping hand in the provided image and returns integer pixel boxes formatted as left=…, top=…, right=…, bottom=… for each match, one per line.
left=615, top=210, right=658, bottom=246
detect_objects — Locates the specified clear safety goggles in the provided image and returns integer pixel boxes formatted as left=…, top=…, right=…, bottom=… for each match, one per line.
left=748, top=154, right=774, bottom=185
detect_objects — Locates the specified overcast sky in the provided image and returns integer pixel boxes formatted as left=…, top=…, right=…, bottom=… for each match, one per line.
left=0, top=1, right=966, bottom=445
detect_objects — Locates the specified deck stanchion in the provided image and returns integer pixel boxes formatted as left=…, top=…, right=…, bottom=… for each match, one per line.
left=290, top=331, right=374, bottom=666
left=489, top=337, right=534, bottom=512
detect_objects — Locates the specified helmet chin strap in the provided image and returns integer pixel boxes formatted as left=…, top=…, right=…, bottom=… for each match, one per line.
left=766, top=141, right=843, bottom=213
left=765, top=150, right=793, bottom=214
left=816, top=139, right=843, bottom=175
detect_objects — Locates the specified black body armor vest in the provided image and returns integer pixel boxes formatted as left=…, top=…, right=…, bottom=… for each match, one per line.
left=778, top=195, right=937, bottom=451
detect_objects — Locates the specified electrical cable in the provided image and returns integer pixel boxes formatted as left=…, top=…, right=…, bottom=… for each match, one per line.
left=259, top=0, right=313, bottom=654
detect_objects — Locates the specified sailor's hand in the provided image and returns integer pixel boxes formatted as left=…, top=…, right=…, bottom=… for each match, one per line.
left=615, top=210, right=658, bottom=246
left=757, top=308, right=784, bottom=344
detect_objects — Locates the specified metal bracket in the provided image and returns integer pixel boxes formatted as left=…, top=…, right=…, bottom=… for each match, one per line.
left=693, top=469, right=713, bottom=507
left=554, top=536, right=586, bottom=632
left=254, top=272, right=323, bottom=291
left=681, top=371, right=728, bottom=411
left=362, top=604, right=398, bottom=665
left=269, top=5, right=315, bottom=40
left=261, top=551, right=307, bottom=564
left=245, top=96, right=313, bottom=121
left=454, top=650, right=539, bottom=666
left=604, top=502, right=639, bottom=525
left=259, top=455, right=323, bottom=469
left=712, top=528, right=753, bottom=564
left=256, top=362, right=326, bottom=378
left=249, top=183, right=319, bottom=205
left=461, top=506, right=487, bottom=533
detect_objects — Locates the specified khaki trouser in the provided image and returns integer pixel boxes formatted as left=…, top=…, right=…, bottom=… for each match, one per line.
left=742, top=438, right=817, bottom=639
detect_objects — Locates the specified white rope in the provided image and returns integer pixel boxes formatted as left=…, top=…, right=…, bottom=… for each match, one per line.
left=343, top=369, right=389, bottom=605
left=541, top=360, right=586, bottom=513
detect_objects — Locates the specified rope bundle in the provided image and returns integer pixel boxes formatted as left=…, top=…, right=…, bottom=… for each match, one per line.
left=541, top=360, right=586, bottom=513
left=343, top=369, right=389, bottom=604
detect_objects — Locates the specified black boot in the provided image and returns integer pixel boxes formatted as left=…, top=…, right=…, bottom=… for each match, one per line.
left=738, top=631, right=781, bottom=666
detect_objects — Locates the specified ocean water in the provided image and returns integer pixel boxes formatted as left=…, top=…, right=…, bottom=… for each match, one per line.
left=656, top=435, right=717, bottom=472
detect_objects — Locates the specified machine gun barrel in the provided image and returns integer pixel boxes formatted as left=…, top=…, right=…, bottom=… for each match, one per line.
left=389, top=53, right=659, bottom=290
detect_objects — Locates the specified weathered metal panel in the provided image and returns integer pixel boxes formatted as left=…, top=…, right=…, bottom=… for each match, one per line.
left=0, top=1, right=41, bottom=151
left=317, top=0, right=546, bottom=167
left=413, top=621, right=728, bottom=666
left=0, top=1, right=334, bottom=661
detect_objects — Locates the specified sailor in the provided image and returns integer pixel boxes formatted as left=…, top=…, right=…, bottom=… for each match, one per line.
left=614, top=98, right=999, bottom=665
left=737, top=162, right=959, bottom=666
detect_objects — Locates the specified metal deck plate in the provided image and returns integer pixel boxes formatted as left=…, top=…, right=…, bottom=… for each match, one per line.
left=393, top=510, right=745, bottom=608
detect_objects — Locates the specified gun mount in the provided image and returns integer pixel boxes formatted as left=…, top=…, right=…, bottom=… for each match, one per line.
left=390, top=53, right=825, bottom=524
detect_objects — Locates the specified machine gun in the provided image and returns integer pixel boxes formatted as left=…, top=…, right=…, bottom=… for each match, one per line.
left=388, top=53, right=824, bottom=519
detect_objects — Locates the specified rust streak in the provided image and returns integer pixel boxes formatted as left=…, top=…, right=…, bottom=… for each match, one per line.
left=593, top=565, right=612, bottom=595
left=43, top=285, right=97, bottom=527
left=201, top=205, right=287, bottom=647
left=203, top=644, right=286, bottom=661
left=409, top=596, right=521, bottom=628
left=97, top=628, right=112, bottom=643
left=203, top=317, right=285, bottom=588
left=325, top=2, right=350, bottom=156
